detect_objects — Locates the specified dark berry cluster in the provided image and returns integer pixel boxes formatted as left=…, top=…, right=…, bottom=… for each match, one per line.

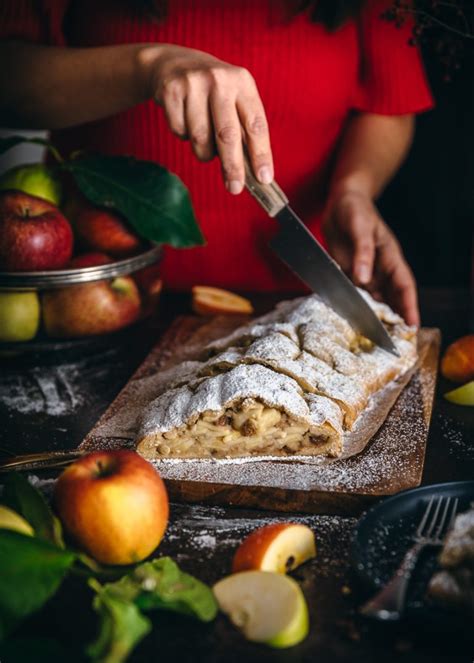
left=381, top=0, right=473, bottom=80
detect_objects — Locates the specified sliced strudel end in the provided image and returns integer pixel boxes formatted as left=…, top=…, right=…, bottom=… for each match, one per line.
left=136, top=364, right=343, bottom=459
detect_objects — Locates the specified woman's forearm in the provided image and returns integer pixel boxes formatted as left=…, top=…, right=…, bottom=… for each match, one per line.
left=0, top=40, right=274, bottom=192
left=0, top=41, right=158, bottom=129
left=328, top=113, right=415, bottom=201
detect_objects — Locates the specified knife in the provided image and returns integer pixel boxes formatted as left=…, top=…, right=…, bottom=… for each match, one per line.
left=244, top=157, right=399, bottom=356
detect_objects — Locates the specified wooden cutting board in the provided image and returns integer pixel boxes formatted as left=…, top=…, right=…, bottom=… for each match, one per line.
left=82, top=316, right=440, bottom=515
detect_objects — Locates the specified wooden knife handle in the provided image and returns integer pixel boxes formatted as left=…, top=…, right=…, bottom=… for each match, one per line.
left=243, top=151, right=288, bottom=217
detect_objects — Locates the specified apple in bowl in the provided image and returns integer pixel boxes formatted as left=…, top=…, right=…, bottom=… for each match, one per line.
left=42, top=275, right=141, bottom=338
left=0, top=291, right=40, bottom=342
left=0, top=163, right=62, bottom=206
left=54, top=450, right=169, bottom=565
left=66, top=195, right=142, bottom=258
left=0, top=191, right=73, bottom=271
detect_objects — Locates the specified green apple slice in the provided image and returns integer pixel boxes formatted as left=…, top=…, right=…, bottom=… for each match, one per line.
left=213, top=570, right=309, bottom=648
left=444, top=380, right=474, bottom=406
left=0, top=505, right=34, bottom=536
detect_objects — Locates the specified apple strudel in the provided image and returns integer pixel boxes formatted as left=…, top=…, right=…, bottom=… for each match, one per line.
left=136, top=291, right=417, bottom=460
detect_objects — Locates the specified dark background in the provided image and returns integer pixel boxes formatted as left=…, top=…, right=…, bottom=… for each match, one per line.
left=380, top=43, right=473, bottom=289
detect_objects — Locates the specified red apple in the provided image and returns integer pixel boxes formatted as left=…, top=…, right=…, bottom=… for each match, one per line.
left=0, top=191, right=73, bottom=271
left=68, top=196, right=142, bottom=258
left=42, top=275, right=141, bottom=337
left=232, top=523, right=316, bottom=574
left=68, top=252, right=113, bottom=269
left=53, top=450, right=169, bottom=565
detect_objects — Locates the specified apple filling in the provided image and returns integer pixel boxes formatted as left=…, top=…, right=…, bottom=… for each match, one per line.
left=139, top=399, right=334, bottom=459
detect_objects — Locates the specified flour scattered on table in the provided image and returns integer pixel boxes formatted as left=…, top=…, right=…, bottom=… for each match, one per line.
left=0, top=359, right=110, bottom=417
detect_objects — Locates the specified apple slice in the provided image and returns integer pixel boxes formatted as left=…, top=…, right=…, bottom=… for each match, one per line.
left=0, top=505, right=34, bottom=536
left=444, top=380, right=474, bottom=406
left=213, top=570, right=309, bottom=648
left=232, top=523, right=316, bottom=574
left=192, top=285, right=253, bottom=316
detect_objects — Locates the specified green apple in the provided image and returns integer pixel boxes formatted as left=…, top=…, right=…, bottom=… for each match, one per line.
left=444, top=381, right=474, bottom=406
left=0, top=505, right=34, bottom=536
left=213, top=570, right=309, bottom=648
left=0, top=163, right=61, bottom=205
left=0, top=291, right=40, bottom=341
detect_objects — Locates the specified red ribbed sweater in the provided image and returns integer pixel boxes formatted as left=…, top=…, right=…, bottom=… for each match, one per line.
left=1, top=0, right=433, bottom=291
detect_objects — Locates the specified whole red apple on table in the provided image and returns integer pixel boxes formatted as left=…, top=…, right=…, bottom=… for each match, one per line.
left=42, top=274, right=141, bottom=337
left=67, top=196, right=142, bottom=258
left=54, top=450, right=169, bottom=565
left=0, top=191, right=73, bottom=271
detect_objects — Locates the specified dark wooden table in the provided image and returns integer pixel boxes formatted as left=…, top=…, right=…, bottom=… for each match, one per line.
left=0, top=288, right=473, bottom=663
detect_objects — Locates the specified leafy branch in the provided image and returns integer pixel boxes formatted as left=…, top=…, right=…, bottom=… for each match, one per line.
left=0, top=474, right=217, bottom=663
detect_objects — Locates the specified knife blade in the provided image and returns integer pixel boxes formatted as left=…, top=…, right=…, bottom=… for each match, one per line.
left=244, top=158, right=399, bottom=356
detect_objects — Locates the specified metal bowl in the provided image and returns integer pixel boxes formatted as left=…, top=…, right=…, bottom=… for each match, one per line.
left=0, top=243, right=162, bottom=291
left=0, top=243, right=162, bottom=355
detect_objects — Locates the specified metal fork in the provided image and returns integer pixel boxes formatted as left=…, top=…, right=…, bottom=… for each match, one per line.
left=359, top=494, right=459, bottom=621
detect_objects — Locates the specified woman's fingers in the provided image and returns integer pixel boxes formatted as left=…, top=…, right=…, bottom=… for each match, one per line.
left=384, top=252, right=420, bottom=327
left=154, top=48, right=272, bottom=192
left=350, top=214, right=376, bottom=285
left=185, top=84, right=214, bottom=162
left=322, top=191, right=419, bottom=325
left=377, top=226, right=420, bottom=326
left=328, top=191, right=376, bottom=284
left=209, top=88, right=245, bottom=194
left=161, top=79, right=187, bottom=139
left=237, top=82, right=273, bottom=185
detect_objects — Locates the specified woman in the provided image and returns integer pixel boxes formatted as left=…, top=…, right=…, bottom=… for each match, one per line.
left=0, top=0, right=433, bottom=325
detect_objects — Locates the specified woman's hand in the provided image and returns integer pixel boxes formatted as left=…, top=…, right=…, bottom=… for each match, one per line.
left=322, top=190, right=420, bottom=327
left=141, top=44, right=273, bottom=194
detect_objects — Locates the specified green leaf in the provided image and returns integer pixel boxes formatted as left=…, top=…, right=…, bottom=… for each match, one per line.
left=0, top=530, right=75, bottom=640
left=1, top=473, right=64, bottom=548
left=62, top=155, right=205, bottom=248
left=98, top=557, right=217, bottom=622
left=87, top=579, right=151, bottom=663
left=86, top=557, right=217, bottom=662
left=0, top=135, right=62, bottom=161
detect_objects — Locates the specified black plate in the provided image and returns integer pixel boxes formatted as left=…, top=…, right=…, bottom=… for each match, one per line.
left=352, top=481, right=474, bottom=627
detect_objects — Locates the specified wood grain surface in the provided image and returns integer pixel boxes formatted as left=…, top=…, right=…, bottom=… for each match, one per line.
left=82, top=316, right=440, bottom=515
